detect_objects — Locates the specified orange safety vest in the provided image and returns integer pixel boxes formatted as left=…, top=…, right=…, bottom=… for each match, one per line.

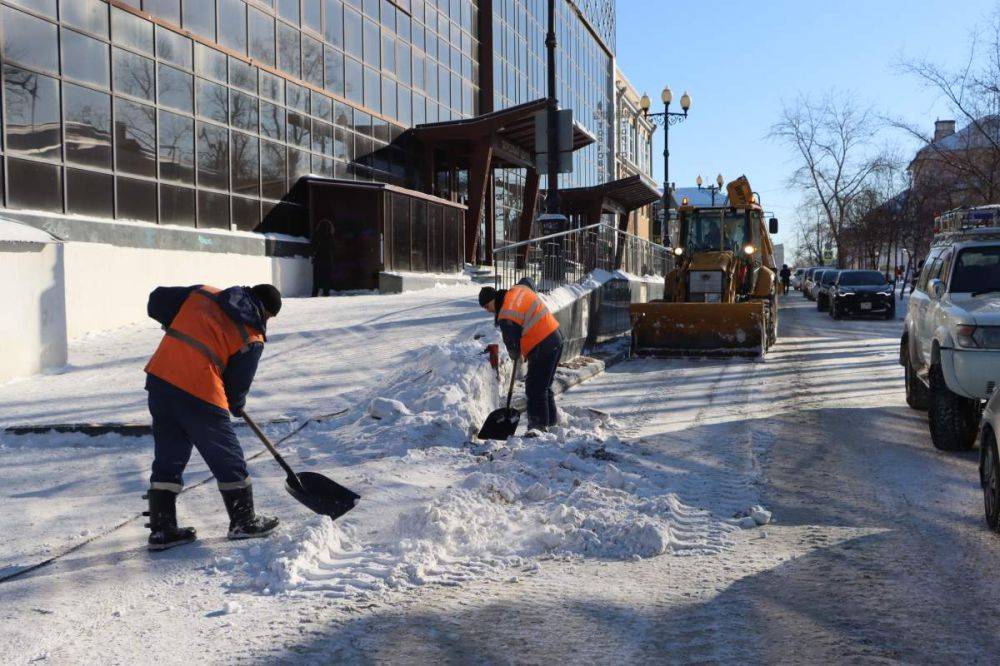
left=145, top=286, right=264, bottom=410
left=498, top=285, right=560, bottom=358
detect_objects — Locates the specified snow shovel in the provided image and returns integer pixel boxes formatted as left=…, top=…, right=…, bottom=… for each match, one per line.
left=242, top=411, right=360, bottom=521
left=477, top=357, right=521, bottom=440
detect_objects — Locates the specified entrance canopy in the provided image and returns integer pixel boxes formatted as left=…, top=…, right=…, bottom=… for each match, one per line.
left=411, top=98, right=596, bottom=169
left=556, top=174, right=662, bottom=219
left=410, top=99, right=596, bottom=262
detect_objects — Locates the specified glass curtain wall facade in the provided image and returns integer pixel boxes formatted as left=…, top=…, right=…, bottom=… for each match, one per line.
left=491, top=0, right=615, bottom=246
left=0, top=0, right=614, bottom=244
left=0, top=0, right=479, bottom=231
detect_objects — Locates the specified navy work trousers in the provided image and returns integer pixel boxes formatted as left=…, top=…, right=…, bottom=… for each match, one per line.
left=524, top=332, right=563, bottom=429
left=147, top=376, right=249, bottom=492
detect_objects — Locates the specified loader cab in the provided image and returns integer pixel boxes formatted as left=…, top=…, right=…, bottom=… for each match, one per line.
left=678, top=206, right=762, bottom=265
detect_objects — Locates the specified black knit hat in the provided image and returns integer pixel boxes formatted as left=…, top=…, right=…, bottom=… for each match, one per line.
left=478, top=286, right=497, bottom=308
left=252, top=284, right=282, bottom=316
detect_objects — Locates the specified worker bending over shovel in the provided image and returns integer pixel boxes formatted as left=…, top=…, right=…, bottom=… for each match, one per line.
left=479, top=278, right=563, bottom=436
left=143, top=283, right=282, bottom=551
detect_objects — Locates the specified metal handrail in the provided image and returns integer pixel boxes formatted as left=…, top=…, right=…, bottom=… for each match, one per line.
left=492, top=222, right=672, bottom=292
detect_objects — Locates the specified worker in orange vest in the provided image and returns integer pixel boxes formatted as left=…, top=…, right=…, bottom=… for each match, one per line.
left=143, top=284, right=282, bottom=551
left=479, top=278, right=564, bottom=436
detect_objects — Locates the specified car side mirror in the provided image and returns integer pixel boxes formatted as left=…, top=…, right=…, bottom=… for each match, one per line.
left=928, top=278, right=945, bottom=300
left=768, top=217, right=779, bottom=234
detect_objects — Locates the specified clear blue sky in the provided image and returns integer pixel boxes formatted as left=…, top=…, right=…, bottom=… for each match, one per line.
left=615, top=0, right=999, bottom=254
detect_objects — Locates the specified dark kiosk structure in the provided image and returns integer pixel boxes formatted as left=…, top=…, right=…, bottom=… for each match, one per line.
left=306, top=178, right=465, bottom=290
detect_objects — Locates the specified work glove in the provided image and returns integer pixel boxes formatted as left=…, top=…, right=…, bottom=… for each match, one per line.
left=230, top=405, right=245, bottom=418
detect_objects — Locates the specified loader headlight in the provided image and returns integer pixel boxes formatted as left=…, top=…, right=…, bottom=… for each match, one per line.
left=673, top=246, right=685, bottom=256
left=743, top=244, right=756, bottom=255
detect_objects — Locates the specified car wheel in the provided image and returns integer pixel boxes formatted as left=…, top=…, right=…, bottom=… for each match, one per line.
left=903, top=341, right=929, bottom=411
left=984, top=431, right=1000, bottom=532
left=885, top=306, right=896, bottom=320
left=830, top=300, right=840, bottom=319
left=928, top=362, right=979, bottom=451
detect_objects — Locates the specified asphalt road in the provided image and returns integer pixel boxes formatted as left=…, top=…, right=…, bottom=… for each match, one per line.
left=284, top=293, right=1000, bottom=665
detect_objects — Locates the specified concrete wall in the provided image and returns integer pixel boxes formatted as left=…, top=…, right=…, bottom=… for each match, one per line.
left=60, top=243, right=310, bottom=339
left=0, top=240, right=67, bottom=381
left=2, top=215, right=311, bottom=381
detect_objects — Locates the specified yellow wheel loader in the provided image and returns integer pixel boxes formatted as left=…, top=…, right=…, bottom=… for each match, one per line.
left=630, top=176, right=779, bottom=357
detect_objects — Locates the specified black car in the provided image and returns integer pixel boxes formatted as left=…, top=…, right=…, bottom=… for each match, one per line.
left=815, top=269, right=841, bottom=311
left=829, top=270, right=895, bottom=320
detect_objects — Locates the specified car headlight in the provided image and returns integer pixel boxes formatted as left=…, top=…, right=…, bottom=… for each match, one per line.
left=877, top=290, right=892, bottom=296
left=839, top=291, right=855, bottom=297
left=955, top=325, right=1000, bottom=349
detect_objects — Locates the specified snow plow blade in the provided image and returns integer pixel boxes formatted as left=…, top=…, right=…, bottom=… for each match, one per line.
left=629, top=302, right=765, bottom=357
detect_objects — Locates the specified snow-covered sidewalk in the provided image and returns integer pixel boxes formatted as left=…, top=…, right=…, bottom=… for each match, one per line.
left=1, top=281, right=752, bottom=663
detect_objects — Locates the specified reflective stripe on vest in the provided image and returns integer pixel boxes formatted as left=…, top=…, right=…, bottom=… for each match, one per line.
left=498, top=285, right=560, bottom=357
left=145, top=285, right=263, bottom=410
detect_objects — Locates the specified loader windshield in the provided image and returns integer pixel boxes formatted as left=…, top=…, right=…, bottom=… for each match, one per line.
left=684, top=209, right=752, bottom=253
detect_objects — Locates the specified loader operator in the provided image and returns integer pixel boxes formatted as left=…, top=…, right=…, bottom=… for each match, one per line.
left=479, top=279, right=563, bottom=437
left=142, top=283, right=282, bottom=551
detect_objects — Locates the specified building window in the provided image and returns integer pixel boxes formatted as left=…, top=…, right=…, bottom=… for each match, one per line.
left=196, top=121, right=229, bottom=190
left=64, top=83, right=112, bottom=168
left=248, top=7, right=276, bottom=66
left=158, top=110, right=195, bottom=184
left=112, top=7, right=153, bottom=55
left=116, top=176, right=157, bottom=222
left=219, top=0, right=248, bottom=54
left=115, top=98, right=157, bottom=177
left=2, top=7, right=59, bottom=74
left=62, top=0, right=109, bottom=38
left=231, top=132, right=259, bottom=196
left=66, top=168, right=114, bottom=217
left=7, top=157, right=62, bottom=212
left=158, top=64, right=194, bottom=113
left=3, top=66, right=62, bottom=161
left=113, top=48, right=155, bottom=101
left=181, top=0, right=215, bottom=42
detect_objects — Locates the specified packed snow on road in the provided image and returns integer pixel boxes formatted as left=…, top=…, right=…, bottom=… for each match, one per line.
left=5, top=287, right=1000, bottom=663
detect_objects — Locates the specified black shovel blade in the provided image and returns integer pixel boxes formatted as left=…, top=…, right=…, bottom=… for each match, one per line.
left=285, top=471, right=360, bottom=521
left=477, top=407, right=520, bottom=440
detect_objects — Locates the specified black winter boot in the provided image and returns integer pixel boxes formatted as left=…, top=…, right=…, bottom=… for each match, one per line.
left=145, top=489, right=197, bottom=551
left=221, top=486, right=279, bottom=540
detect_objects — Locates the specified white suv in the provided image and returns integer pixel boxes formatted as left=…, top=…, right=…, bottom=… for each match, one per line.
left=901, top=208, right=1000, bottom=451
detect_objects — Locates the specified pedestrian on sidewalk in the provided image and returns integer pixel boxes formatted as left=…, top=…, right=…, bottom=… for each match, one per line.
left=479, top=278, right=563, bottom=437
left=779, top=264, right=791, bottom=293
left=311, top=218, right=336, bottom=297
left=142, top=283, right=283, bottom=551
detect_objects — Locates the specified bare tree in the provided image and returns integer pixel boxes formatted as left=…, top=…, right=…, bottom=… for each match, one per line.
left=893, top=12, right=1000, bottom=205
left=771, top=93, right=891, bottom=267
left=792, top=198, right=834, bottom=266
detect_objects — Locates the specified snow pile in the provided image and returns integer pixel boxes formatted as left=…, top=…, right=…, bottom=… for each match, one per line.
left=218, top=342, right=737, bottom=599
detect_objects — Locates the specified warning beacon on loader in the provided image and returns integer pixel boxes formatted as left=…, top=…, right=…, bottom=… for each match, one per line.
left=629, top=176, right=780, bottom=357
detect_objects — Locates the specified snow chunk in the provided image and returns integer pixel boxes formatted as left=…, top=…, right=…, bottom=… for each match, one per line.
left=369, top=397, right=412, bottom=420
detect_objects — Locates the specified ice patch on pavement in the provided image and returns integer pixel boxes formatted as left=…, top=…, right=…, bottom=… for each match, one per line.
left=217, top=336, right=736, bottom=599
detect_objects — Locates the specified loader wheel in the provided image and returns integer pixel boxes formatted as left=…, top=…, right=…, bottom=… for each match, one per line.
left=983, top=431, right=1000, bottom=532
left=928, top=362, right=978, bottom=451
left=903, top=343, right=928, bottom=411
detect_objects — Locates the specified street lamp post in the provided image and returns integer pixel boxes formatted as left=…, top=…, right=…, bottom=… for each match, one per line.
left=640, top=87, right=691, bottom=244
left=696, top=173, right=725, bottom=206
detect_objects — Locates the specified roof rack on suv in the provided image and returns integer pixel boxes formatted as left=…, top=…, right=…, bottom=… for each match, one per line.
left=937, top=205, right=1000, bottom=233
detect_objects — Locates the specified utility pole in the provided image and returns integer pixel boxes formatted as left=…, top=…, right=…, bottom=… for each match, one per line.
left=544, top=0, right=560, bottom=215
